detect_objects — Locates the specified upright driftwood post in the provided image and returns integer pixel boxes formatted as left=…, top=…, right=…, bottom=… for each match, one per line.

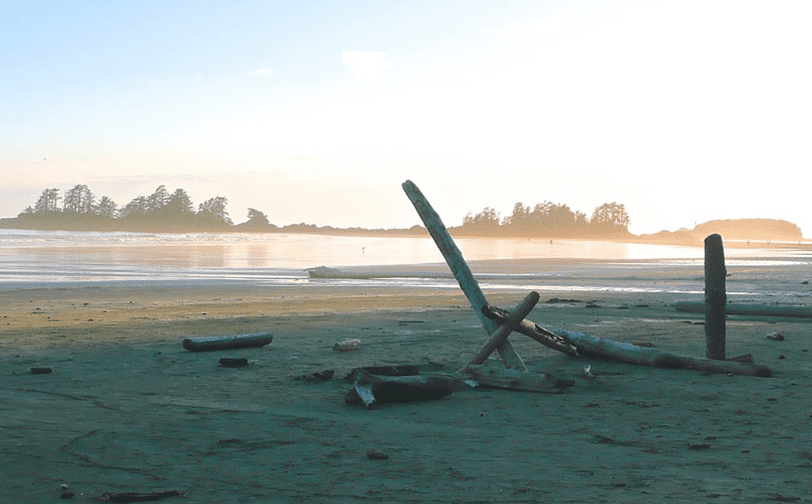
left=705, top=234, right=726, bottom=360
left=402, top=180, right=526, bottom=371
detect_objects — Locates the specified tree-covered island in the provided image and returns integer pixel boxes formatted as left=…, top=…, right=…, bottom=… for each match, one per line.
left=0, top=183, right=804, bottom=244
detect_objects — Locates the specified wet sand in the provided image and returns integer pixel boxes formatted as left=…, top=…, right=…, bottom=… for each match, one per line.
left=1, top=262, right=811, bottom=503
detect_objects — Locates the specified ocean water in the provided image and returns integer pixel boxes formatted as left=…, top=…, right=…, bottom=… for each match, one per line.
left=1, top=229, right=810, bottom=298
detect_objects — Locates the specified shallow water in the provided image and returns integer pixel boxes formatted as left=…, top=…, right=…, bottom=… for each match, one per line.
left=1, top=230, right=811, bottom=300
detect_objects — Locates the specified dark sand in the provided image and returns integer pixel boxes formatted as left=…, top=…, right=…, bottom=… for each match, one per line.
left=1, top=262, right=811, bottom=503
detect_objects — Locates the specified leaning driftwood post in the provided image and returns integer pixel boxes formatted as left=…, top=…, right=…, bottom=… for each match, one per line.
left=462, top=291, right=540, bottom=371
left=705, top=234, right=726, bottom=360
left=402, top=180, right=526, bottom=371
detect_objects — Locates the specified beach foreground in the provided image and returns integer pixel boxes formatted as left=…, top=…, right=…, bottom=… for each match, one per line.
left=1, top=266, right=811, bottom=503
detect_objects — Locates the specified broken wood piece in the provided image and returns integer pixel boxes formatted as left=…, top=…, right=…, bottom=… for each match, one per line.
left=345, top=369, right=455, bottom=408
left=675, top=301, right=812, bottom=319
left=463, top=365, right=574, bottom=393
left=559, top=330, right=771, bottom=377
left=102, top=490, right=180, bottom=503
left=402, top=180, right=526, bottom=371
left=482, top=305, right=578, bottom=356
left=462, top=291, right=540, bottom=372
left=218, top=358, right=248, bottom=368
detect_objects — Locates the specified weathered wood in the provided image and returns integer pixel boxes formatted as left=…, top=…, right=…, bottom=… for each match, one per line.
left=705, top=234, right=727, bottom=360
left=675, top=301, right=812, bottom=318
left=103, top=490, right=181, bottom=503
left=482, top=305, right=579, bottom=356
left=462, top=291, right=540, bottom=371
left=402, top=180, right=526, bottom=371
left=463, top=365, right=574, bottom=393
left=559, top=330, right=771, bottom=377
left=182, top=332, right=273, bottom=352
left=346, top=369, right=456, bottom=408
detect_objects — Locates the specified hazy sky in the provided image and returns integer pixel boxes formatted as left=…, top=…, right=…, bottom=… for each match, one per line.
left=3, top=1, right=811, bottom=235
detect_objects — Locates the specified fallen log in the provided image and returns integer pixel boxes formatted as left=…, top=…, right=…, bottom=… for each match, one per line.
left=102, top=490, right=181, bottom=503
left=182, top=332, right=272, bottom=352
left=402, top=180, right=526, bottom=370
left=463, top=365, right=574, bottom=393
left=346, top=369, right=456, bottom=408
left=675, top=301, right=812, bottom=319
left=559, top=330, right=772, bottom=377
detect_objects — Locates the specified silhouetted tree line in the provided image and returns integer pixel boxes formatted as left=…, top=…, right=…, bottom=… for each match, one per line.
left=17, top=184, right=272, bottom=232
left=8, top=185, right=805, bottom=241
left=13, top=184, right=634, bottom=237
left=455, top=200, right=632, bottom=237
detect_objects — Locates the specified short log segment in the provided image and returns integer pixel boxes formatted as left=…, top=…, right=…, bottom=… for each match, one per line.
left=462, top=291, right=540, bottom=372
left=705, top=234, right=727, bottom=360
left=560, top=330, right=771, bottom=377
left=402, top=180, right=526, bottom=371
left=346, top=369, right=456, bottom=408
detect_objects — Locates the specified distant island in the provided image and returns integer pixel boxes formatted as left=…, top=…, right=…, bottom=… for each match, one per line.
left=0, top=184, right=805, bottom=244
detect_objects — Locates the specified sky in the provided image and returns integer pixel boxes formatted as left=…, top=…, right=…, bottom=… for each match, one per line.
left=2, top=0, right=811, bottom=235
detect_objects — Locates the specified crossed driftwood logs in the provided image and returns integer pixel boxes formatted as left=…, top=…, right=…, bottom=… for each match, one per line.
left=401, top=180, right=771, bottom=381
left=347, top=181, right=772, bottom=407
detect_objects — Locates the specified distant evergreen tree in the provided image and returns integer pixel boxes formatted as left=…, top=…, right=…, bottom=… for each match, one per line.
left=198, top=196, right=232, bottom=225
left=590, top=202, right=630, bottom=230
left=95, top=196, right=118, bottom=218
left=118, top=196, right=149, bottom=219
left=462, top=207, right=500, bottom=234
left=166, top=188, right=194, bottom=216
left=246, top=208, right=270, bottom=226
left=63, top=184, right=95, bottom=214
left=147, top=185, right=170, bottom=212
left=33, top=188, right=61, bottom=213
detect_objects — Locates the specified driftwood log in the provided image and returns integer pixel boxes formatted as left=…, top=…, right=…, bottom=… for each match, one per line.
left=676, top=301, right=812, bottom=319
left=463, top=365, right=575, bottom=393
left=182, top=332, right=272, bottom=352
left=102, top=490, right=181, bottom=503
left=346, top=369, right=456, bottom=408
left=484, top=307, right=770, bottom=377
left=560, top=330, right=771, bottom=377
left=402, top=180, right=526, bottom=371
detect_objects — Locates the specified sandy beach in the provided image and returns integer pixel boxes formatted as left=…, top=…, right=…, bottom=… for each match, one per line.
left=2, top=259, right=811, bottom=503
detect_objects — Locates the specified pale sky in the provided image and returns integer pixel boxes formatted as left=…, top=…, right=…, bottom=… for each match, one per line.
left=2, top=1, right=811, bottom=235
